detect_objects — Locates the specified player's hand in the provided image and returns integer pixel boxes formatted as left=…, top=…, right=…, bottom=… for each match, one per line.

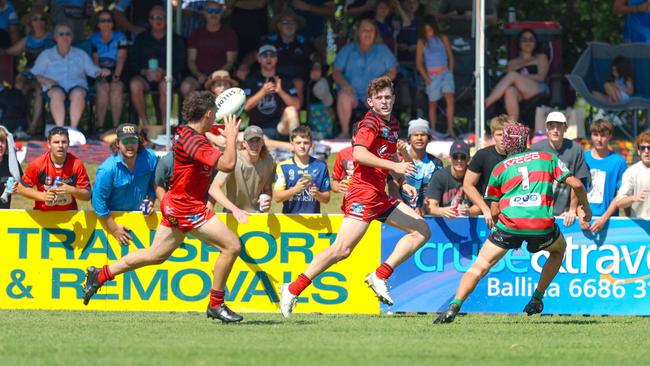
left=561, top=210, right=576, bottom=227
left=111, top=224, right=133, bottom=246
left=221, top=114, right=241, bottom=140
left=392, top=161, right=416, bottom=176
left=481, top=207, right=495, bottom=228
left=589, top=217, right=607, bottom=233
left=402, top=184, right=417, bottom=202
left=232, top=207, right=249, bottom=224
left=44, top=189, right=57, bottom=205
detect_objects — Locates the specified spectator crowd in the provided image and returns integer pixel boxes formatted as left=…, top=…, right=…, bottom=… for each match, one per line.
left=0, top=0, right=649, bottom=233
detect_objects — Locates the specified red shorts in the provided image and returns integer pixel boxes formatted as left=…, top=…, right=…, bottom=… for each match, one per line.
left=342, top=185, right=398, bottom=222
left=160, top=195, right=214, bottom=233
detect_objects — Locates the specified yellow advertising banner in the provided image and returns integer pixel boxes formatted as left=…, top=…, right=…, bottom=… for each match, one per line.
left=0, top=210, right=380, bottom=314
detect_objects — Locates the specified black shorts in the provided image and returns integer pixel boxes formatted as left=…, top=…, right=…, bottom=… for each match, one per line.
left=488, top=224, right=562, bottom=253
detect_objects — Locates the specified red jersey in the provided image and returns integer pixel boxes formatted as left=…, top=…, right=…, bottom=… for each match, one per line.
left=350, top=111, right=399, bottom=193
left=21, top=152, right=90, bottom=211
left=166, top=125, right=222, bottom=214
left=332, top=145, right=355, bottom=181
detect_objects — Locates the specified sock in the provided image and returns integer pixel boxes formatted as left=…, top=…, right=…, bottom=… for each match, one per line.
left=98, top=265, right=114, bottom=286
left=288, top=274, right=312, bottom=296
left=451, top=298, right=463, bottom=309
left=533, top=289, right=544, bottom=301
left=209, top=289, right=225, bottom=307
left=375, top=262, right=394, bottom=280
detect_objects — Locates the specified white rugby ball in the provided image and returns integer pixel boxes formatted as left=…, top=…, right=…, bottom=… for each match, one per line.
left=214, top=87, right=246, bottom=122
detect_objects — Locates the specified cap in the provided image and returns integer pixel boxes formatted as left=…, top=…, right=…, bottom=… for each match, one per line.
left=545, top=111, right=567, bottom=124
left=258, top=44, right=277, bottom=55
left=449, top=140, right=470, bottom=157
left=116, top=123, right=139, bottom=139
left=407, top=118, right=431, bottom=137
left=243, top=125, right=264, bottom=141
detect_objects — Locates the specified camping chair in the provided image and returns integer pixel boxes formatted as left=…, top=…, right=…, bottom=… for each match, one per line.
left=566, top=42, right=650, bottom=139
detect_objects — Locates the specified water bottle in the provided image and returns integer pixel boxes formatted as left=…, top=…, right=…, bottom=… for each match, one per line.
left=0, top=177, right=15, bottom=204
left=141, top=198, right=151, bottom=215
left=46, top=177, right=62, bottom=206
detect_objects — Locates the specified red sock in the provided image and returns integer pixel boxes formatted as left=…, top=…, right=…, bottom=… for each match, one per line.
left=375, top=262, right=393, bottom=280
left=98, top=265, right=114, bottom=286
left=209, top=289, right=225, bottom=307
left=288, top=274, right=312, bottom=296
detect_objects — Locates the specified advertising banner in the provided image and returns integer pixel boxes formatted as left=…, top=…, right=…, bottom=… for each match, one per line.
left=382, top=217, right=650, bottom=315
left=0, top=211, right=380, bottom=314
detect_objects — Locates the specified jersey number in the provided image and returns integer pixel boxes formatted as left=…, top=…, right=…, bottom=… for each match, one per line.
left=518, top=166, right=530, bottom=190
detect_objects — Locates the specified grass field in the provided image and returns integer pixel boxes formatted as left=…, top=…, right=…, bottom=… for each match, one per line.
left=1, top=310, right=649, bottom=366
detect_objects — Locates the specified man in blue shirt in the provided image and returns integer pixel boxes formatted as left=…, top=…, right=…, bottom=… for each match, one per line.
left=274, top=125, right=330, bottom=213
left=92, top=123, right=157, bottom=245
left=584, top=119, right=628, bottom=233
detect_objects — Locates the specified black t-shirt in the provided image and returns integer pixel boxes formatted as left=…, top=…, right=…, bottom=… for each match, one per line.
left=262, top=34, right=315, bottom=81
left=241, top=70, right=297, bottom=130
left=426, top=166, right=470, bottom=207
left=0, top=155, right=21, bottom=209
left=467, top=145, right=507, bottom=196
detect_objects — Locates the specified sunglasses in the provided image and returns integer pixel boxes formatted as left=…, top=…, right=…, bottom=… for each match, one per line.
left=149, top=15, right=165, bottom=20
left=452, top=153, right=468, bottom=161
left=120, top=137, right=139, bottom=145
left=639, top=145, right=650, bottom=151
left=520, top=36, right=536, bottom=43
left=205, top=7, right=223, bottom=14
left=57, top=31, right=72, bottom=36
left=279, top=19, right=296, bottom=25
left=31, top=16, right=45, bottom=21
left=259, top=51, right=277, bottom=58
left=98, top=18, right=113, bottom=23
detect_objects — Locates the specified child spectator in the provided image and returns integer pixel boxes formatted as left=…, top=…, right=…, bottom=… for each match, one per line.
left=273, top=126, right=330, bottom=213
left=593, top=55, right=634, bottom=104
left=416, top=15, right=455, bottom=137
left=0, top=126, right=22, bottom=208
left=15, top=127, right=91, bottom=210
left=584, top=119, right=628, bottom=232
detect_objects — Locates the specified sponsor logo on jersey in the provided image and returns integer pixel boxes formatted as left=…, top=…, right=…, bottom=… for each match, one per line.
left=510, top=193, right=542, bottom=207
left=503, top=152, right=541, bottom=168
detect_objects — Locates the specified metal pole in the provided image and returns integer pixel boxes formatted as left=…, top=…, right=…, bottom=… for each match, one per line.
left=474, top=0, right=486, bottom=149
left=165, top=0, right=173, bottom=152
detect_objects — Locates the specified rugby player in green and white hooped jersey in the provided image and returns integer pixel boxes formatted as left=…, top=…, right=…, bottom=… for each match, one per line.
left=434, top=122, right=592, bottom=324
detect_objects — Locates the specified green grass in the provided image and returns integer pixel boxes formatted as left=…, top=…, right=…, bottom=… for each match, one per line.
left=1, top=310, right=649, bottom=366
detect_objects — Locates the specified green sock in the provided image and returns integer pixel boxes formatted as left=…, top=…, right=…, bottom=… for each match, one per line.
left=533, top=290, right=544, bottom=301
left=450, top=299, right=463, bottom=308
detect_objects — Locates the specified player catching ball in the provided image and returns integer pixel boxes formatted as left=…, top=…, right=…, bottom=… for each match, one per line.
left=82, top=91, right=245, bottom=323
left=279, top=76, right=431, bottom=317
left=434, top=122, right=592, bottom=324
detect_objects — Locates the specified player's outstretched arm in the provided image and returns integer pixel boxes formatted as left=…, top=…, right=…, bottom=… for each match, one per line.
left=565, top=175, right=592, bottom=223
left=216, top=115, right=240, bottom=173
left=463, top=170, right=493, bottom=227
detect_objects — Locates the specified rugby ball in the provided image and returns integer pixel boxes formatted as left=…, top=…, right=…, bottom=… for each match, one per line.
left=214, top=87, right=246, bottom=122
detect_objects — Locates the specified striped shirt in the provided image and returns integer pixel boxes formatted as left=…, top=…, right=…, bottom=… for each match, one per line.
left=485, top=151, right=571, bottom=235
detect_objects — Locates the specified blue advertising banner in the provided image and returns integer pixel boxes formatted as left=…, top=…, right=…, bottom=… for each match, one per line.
left=382, top=217, right=650, bottom=315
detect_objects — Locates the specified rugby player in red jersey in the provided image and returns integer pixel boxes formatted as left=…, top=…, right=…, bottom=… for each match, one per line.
left=279, top=76, right=432, bottom=317
left=434, top=122, right=592, bottom=324
left=82, top=91, right=245, bottom=323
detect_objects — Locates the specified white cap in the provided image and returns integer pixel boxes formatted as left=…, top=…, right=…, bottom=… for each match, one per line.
left=545, top=111, right=567, bottom=124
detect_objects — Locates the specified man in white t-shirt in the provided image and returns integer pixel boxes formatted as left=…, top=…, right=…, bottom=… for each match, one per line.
left=616, top=131, right=650, bottom=218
